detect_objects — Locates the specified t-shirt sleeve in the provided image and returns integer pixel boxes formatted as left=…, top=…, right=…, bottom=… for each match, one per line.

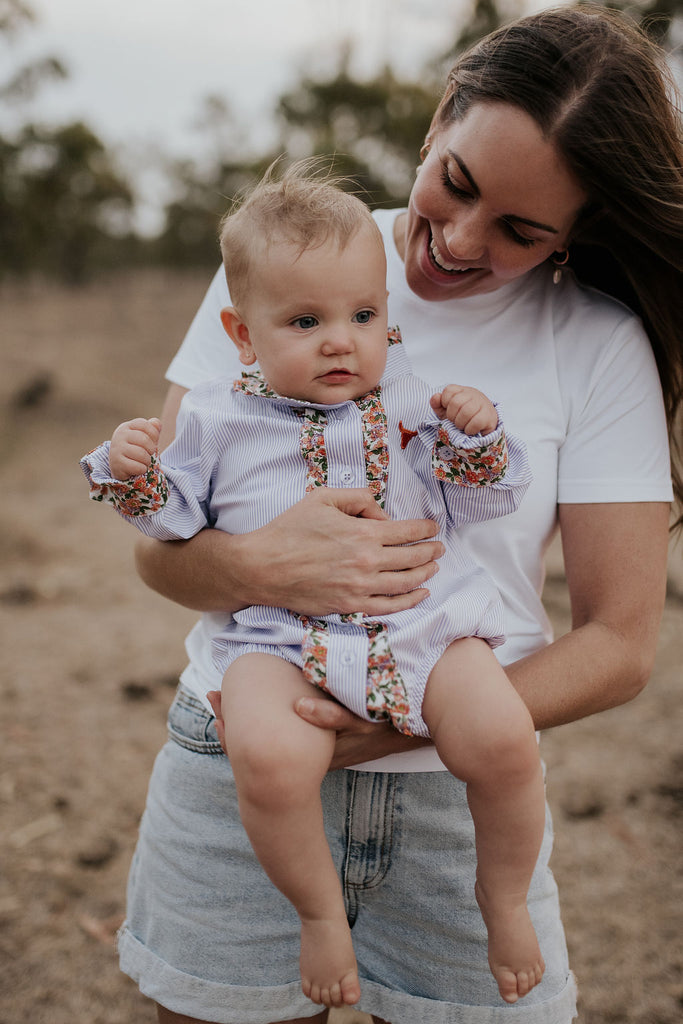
left=165, top=267, right=245, bottom=389
left=557, top=312, right=673, bottom=503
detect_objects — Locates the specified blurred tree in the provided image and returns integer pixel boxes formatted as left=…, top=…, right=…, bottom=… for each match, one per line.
left=152, top=156, right=271, bottom=268
left=0, top=0, right=138, bottom=280
left=154, top=59, right=439, bottom=265
left=0, top=0, right=33, bottom=33
left=0, top=0, right=67, bottom=103
left=439, top=0, right=683, bottom=68
left=152, top=96, right=278, bottom=267
left=7, top=121, right=135, bottom=281
left=274, top=50, right=440, bottom=207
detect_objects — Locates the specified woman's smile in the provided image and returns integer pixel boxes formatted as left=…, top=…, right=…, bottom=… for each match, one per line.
left=429, top=233, right=480, bottom=274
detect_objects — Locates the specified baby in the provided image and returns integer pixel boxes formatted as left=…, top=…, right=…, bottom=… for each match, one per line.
left=82, top=161, right=545, bottom=1008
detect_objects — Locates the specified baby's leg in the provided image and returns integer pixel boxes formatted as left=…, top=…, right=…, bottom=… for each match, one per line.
left=221, top=654, right=360, bottom=1009
left=421, top=638, right=546, bottom=1004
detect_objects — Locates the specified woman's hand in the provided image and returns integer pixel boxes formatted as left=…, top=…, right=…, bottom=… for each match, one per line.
left=294, top=695, right=432, bottom=769
left=240, top=487, right=444, bottom=616
left=206, top=690, right=431, bottom=770
left=136, top=486, right=445, bottom=616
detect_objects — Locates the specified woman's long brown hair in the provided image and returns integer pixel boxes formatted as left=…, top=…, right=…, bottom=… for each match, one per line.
left=434, top=5, right=683, bottom=529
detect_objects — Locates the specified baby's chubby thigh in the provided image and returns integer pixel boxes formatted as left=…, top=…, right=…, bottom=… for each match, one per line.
left=220, top=650, right=337, bottom=802
left=421, top=637, right=537, bottom=784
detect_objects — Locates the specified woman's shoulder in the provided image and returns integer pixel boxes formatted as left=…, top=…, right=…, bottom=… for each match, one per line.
left=547, top=269, right=653, bottom=377
left=544, top=271, right=664, bottom=420
left=551, top=268, right=643, bottom=334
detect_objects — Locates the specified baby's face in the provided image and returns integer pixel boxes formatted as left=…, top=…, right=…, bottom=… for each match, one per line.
left=234, top=223, right=389, bottom=404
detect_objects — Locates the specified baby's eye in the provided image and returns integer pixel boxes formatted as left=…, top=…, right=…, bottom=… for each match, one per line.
left=353, top=310, right=375, bottom=325
left=292, top=315, right=318, bottom=330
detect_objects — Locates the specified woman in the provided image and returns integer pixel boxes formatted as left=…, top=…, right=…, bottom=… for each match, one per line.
left=122, top=6, right=682, bottom=1023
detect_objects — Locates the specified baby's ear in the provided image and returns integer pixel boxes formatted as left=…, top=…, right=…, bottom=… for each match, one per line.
left=220, top=307, right=256, bottom=365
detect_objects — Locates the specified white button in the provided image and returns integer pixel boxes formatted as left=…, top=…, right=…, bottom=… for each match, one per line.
left=340, top=651, right=354, bottom=666
left=340, top=468, right=354, bottom=483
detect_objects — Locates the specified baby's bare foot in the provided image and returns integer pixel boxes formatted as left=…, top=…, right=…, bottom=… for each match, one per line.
left=476, top=883, right=545, bottom=1004
left=299, top=916, right=360, bottom=1008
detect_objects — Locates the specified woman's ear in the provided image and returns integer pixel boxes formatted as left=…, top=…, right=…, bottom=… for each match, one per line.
left=220, top=307, right=257, bottom=365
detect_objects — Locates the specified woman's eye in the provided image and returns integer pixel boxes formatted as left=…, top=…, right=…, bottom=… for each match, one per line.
left=293, top=315, right=318, bottom=329
left=441, top=168, right=471, bottom=199
left=353, top=310, right=374, bottom=324
left=504, top=224, right=537, bottom=249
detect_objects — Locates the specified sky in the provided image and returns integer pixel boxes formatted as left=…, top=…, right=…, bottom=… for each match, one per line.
left=4, top=0, right=477, bottom=228
left=9, top=5, right=471, bottom=159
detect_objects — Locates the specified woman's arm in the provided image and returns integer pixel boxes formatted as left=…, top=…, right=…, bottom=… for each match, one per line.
left=506, top=501, right=670, bottom=729
left=135, top=383, right=445, bottom=616
left=296, top=500, right=670, bottom=765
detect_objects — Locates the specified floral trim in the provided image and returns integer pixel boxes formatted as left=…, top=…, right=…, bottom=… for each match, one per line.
left=233, top=371, right=279, bottom=399
left=300, top=616, right=331, bottom=691
left=293, top=386, right=389, bottom=506
left=355, top=389, right=389, bottom=509
left=299, top=614, right=412, bottom=735
left=433, top=426, right=509, bottom=486
left=297, top=407, right=329, bottom=491
left=364, top=621, right=412, bottom=734
left=87, top=452, right=169, bottom=517
left=387, top=325, right=402, bottom=347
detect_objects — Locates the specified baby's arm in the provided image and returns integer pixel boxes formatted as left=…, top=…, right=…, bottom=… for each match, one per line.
left=81, top=387, right=218, bottom=536
left=422, top=384, right=531, bottom=526
left=430, top=385, right=498, bottom=435
left=109, top=417, right=162, bottom=480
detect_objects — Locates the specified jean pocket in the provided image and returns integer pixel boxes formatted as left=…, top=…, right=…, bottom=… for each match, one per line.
left=167, top=686, right=224, bottom=755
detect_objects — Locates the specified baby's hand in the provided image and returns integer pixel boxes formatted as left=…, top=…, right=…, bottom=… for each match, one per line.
left=430, top=385, right=498, bottom=436
left=109, top=417, right=162, bottom=480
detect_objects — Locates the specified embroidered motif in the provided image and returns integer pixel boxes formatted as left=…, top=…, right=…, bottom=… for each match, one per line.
left=387, top=326, right=402, bottom=347
left=398, top=420, right=418, bottom=450
left=87, top=452, right=169, bottom=516
left=433, top=426, right=509, bottom=486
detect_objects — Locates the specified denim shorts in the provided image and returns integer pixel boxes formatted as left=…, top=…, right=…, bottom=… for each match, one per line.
left=118, top=686, right=578, bottom=1023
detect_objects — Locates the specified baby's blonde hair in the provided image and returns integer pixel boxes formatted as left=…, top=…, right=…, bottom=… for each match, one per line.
left=219, top=158, right=383, bottom=310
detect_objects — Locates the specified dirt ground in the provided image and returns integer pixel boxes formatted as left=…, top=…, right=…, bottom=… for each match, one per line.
left=1, top=271, right=681, bottom=1024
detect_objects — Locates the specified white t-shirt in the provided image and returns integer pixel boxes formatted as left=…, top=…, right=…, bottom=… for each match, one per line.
left=166, top=208, right=673, bottom=771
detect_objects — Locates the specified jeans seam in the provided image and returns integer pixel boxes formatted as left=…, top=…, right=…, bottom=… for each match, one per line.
left=342, top=773, right=397, bottom=927
left=359, top=773, right=396, bottom=890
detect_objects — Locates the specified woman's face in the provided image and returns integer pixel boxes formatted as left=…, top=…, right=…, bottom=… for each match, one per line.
left=398, top=101, right=587, bottom=301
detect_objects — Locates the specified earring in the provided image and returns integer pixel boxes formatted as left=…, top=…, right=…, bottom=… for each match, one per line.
left=551, top=249, right=569, bottom=285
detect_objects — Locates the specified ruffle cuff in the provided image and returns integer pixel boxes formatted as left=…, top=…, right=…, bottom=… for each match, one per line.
left=432, top=420, right=509, bottom=486
left=80, top=445, right=169, bottom=517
